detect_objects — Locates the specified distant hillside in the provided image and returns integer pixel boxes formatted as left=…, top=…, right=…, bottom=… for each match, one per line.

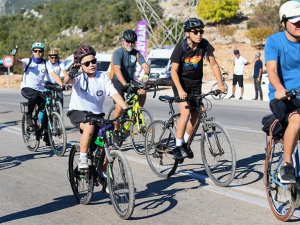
left=5, top=0, right=60, bottom=15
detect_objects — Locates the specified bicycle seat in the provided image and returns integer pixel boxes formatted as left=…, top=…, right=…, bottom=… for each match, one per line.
left=159, top=95, right=174, bottom=103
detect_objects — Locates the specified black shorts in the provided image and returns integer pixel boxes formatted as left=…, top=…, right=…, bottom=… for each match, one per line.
left=270, top=99, right=300, bottom=125
left=112, top=78, right=128, bottom=100
left=67, top=110, right=103, bottom=130
left=232, top=74, right=244, bottom=87
left=172, top=83, right=202, bottom=109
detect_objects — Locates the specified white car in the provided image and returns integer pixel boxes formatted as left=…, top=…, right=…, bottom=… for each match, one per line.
left=64, top=52, right=112, bottom=73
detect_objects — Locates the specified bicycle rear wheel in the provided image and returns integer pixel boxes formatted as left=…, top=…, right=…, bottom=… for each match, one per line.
left=144, top=120, right=178, bottom=178
left=264, top=138, right=294, bottom=221
left=47, top=112, right=67, bottom=157
left=21, top=114, right=40, bottom=151
left=201, top=121, right=236, bottom=186
left=68, top=145, right=94, bottom=205
left=131, top=107, right=153, bottom=154
left=107, top=150, right=135, bottom=219
left=211, top=82, right=228, bottom=100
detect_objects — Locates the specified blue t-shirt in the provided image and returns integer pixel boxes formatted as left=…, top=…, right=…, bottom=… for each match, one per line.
left=265, top=31, right=300, bottom=101
left=253, top=59, right=262, bottom=79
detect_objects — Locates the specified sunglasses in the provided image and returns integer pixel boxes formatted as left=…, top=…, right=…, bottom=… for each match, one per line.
left=125, top=39, right=135, bottom=44
left=49, top=56, right=58, bottom=59
left=33, top=49, right=44, bottom=53
left=81, top=58, right=97, bottom=67
left=190, top=29, right=204, bottom=35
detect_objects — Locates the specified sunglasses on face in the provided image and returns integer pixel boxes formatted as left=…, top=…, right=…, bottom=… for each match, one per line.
left=125, top=39, right=135, bottom=44
left=81, top=58, right=97, bottom=67
left=49, top=56, right=58, bottom=59
left=190, top=29, right=204, bottom=35
left=33, top=49, right=44, bottom=53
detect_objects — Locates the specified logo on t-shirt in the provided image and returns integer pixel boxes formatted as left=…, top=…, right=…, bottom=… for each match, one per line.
left=130, top=55, right=137, bottom=63
left=183, top=56, right=202, bottom=70
left=96, top=90, right=103, bottom=96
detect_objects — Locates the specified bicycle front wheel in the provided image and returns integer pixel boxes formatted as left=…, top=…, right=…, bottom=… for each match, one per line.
left=47, top=112, right=67, bottom=157
left=144, top=120, right=178, bottom=178
left=131, top=107, right=153, bottom=154
left=53, top=100, right=63, bottom=118
left=211, top=82, right=228, bottom=100
left=107, top=150, right=135, bottom=220
left=264, top=138, right=294, bottom=221
left=68, top=145, right=94, bottom=205
left=21, top=114, right=40, bottom=151
left=200, top=121, right=236, bottom=186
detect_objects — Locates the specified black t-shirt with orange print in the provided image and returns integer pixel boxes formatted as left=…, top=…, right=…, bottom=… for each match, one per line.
left=170, top=38, right=215, bottom=88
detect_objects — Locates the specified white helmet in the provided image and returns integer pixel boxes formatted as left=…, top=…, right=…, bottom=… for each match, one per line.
left=279, top=0, right=300, bottom=23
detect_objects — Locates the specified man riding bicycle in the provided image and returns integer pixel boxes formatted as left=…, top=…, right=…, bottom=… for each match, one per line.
left=13, top=42, right=63, bottom=145
left=66, top=45, right=129, bottom=169
left=265, top=0, right=300, bottom=184
left=170, top=17, right=225, bottom=160
left=111, top=29, right=150, bottom=144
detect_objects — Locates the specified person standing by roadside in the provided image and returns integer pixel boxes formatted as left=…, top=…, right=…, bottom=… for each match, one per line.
left=252, top=52, right=263, bottom=100
left=229, top=49, right=250, bottom=100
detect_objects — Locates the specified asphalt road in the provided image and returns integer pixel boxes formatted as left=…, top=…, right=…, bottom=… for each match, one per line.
left=0, top=88, right=299, bottom=225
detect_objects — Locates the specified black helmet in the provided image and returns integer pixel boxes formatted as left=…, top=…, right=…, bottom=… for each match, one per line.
left=122, top=29, right=137, bottom=42
left=73, top=45, right=96, bottom=64
left=184, top=17, right=205, bottom=32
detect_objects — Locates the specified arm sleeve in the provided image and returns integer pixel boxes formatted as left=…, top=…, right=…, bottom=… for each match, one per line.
left=137, top=51, right=146, bottom=65
left=104, top=72, right=118, bottom=96
left=170, top=42, right=183, bottom=63
left=113, top=49, right=122, bottom=66
left=205, top=40, right=215, bottom=57
left=46, top=61, right=55, bottom=73
left=20, top=58, right=29, bottom=69
left=59, top=61, right=66, bottom=70
left=265, top=36, right=278, bottom=63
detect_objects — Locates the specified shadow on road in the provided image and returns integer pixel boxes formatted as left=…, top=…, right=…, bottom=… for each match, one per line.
left=0, top=119, right=21, bottom=130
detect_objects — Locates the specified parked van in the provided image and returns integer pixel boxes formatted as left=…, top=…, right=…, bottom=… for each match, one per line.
left=147, top=47, right=174, bottom=85
left=64, top=52, right=112, bottom=73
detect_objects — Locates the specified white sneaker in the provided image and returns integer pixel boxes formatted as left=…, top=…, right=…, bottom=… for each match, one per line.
left=78, top=157, right=88, bottom=169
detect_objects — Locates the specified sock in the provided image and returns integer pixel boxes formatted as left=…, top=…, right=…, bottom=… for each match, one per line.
left=176, top=138, right=183, bottom=147
left=80, top=152, right=87, bottom=159
left=184, top=132, right=190, bottom=143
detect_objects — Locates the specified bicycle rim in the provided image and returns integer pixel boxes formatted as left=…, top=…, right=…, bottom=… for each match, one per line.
left=131, top=108, right=153, bottom=155
left=55, top=101, right=63, bottom=118
left=68, top=145, right=94, bottom=205
left=107, top=150, right=135, bottom=219
left=211, top=82, right=228, bottom=100
left=21, top=114, right=40, bottom=151
left=107, top=106, right=115, bottom=120
left=264, top=138, right=294, bottom=221
left=201, top=121, right=236, bottom=186
left=48, top=112, right=67, bottom=157
left=144, top=120, right=178, bottom=178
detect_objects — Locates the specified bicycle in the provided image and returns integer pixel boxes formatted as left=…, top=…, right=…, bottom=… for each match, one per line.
left=144, top=90, right=236, bottom=187
left=68, top=112, right=135, bottom=219
left=107, top=80, right=157, bottom=154
left=263, top=90, right=300, bottom=221
left=20, top=82, right=67, bottom=156
left=210, top=67, right=228, bottom=100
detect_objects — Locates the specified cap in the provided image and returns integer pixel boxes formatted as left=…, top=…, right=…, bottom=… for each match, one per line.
left=279, top=0, right=300, bottom=22
left=255, top=52, right=261, bottom=57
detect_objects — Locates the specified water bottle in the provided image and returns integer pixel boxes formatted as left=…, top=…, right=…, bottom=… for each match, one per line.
left=38, top=109, right=45, bottom=126
left=95, top=136, right=104, bottom=148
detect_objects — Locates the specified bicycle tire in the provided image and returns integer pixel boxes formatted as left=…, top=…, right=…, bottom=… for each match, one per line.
left=47, top=112, right=67, bottom=157
left=210, top=82, right=228, bottom=100
left=264, top=138, right=295, bottom=221
left=144, top=120, right=178, bottom=178
left=68, top=145, right=94, bottom=205
left=131, top=107, right=153, bottom=155
left=21, top=114, right=40, bottom=151
left=200, top=121, right=236, bottom=187
left=107, top=150, right=135, bottom=219
left=54, top=100, right=63, bottom=118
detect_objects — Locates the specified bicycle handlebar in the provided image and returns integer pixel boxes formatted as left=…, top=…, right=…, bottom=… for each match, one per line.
left=126, top=80, right=159, bottom=98
left=185, top=90, right=221, bottom=101
left=44, top=82, right=63, bottom=92
left=286, top=89, right=300, bottom=98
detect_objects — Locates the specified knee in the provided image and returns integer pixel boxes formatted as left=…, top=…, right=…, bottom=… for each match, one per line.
left=288, top=113, right=300, bottom=130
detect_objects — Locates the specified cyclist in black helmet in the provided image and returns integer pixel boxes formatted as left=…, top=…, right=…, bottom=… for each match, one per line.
left=111, top=29, right=150, bottom=145
left=170, top=17, right=226, bottom=160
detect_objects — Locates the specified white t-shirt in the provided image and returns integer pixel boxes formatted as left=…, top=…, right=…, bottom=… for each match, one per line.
left=45, top=61, right=66, bottom=84
left=20, top=58, right=48, bottom=91
left=234, top=56, right=248, bottom=75
left=68, top=71, right=118, bottom=114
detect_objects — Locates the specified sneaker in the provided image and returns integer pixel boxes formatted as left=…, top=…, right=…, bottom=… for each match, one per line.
left=239, top=97, right=243, bottom=100
left=252, top=98, right=258, bottom=100
left=278, top=162, right=296, bottom=184
left=182, top=143, right=194, bottom=159
left=112, top=132, right=122, bottom=147
left=229, top=95, right=235, bottom=99
left=78, top=157, right=88, bottom=169
left=172, top=146, right=187, bottom=160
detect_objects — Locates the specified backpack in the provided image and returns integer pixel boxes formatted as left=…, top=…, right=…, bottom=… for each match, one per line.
left=109, top=49, right=139, bottom=79
left=261, top=114, right=285, bottom=138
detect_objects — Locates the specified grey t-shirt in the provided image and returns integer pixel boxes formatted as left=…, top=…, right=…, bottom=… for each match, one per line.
left=112, top=47, right=146, bottom=83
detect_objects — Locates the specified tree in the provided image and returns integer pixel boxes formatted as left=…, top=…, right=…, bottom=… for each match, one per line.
left=246, top=27, right=274, bottom=45
left=196, top=0, right=240, bottom=23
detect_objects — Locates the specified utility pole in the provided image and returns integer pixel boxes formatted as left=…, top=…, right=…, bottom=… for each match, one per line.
left=0, top=0, right=7, bottom=16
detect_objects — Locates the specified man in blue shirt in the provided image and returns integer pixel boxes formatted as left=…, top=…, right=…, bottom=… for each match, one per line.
left=265, top=0, right=300, bottom=184
left=252, top=52, right=263, bottom=100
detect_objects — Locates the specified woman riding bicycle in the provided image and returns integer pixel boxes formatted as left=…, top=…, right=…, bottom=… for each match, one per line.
left=170, top=17, right=225, bottom=160
left=66, top=45, right=129, bottom=169
left=265, top=0, right=300, bottom=184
